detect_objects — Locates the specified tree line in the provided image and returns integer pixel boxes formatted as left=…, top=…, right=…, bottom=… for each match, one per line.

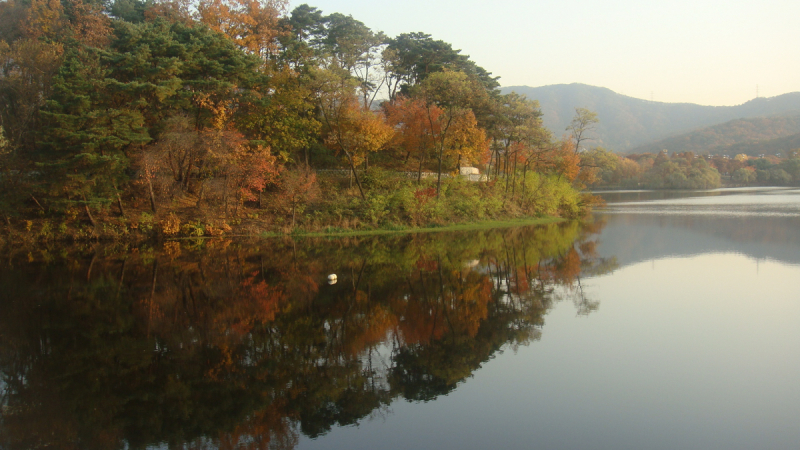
left=588, top=150, right=800, bottom=189
left=0, top=0, right=604, bottom=242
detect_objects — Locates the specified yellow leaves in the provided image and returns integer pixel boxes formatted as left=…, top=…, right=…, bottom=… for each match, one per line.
left=0, top=125, right=9, bottom=156
left=0, top=38, right=64, bottom=81
left=24, top=0, right=64, bottom=40
left=159, top=213, right=181, bottom=236
left=194, top=93, right=233, bottom=130
left=443, top=110, right=488, bottom=166
left=324, top=100, right=394, bottom=165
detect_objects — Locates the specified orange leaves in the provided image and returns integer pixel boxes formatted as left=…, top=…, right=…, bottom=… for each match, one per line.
left=342, top=302, right=398, bottom=357
left=235, top=274, right=285, bottom=327
left=384, top=95, right=441, bottom=164
left=233, top=143, right=280, bottom=202
left=414, top=256, right=438, bottom=271
left=557, top=147, right=581, bottom=182
left=385, top=93, right=487, bottom=172
left=66, top=0, right=112, bottom=47
left=142, top=114, right=280, bottom=213
left=196, top=0, right=288, bottom=58
left=413, top=187, right=436, bottom=205
left=533, top=139, right=581, bottom=182
left=275, top=165, right=319, bottom=226
left=202, top=126, right=280, bottom=209
left=22, top=0, right=111, bottom=46
left=559, top=247, right=582, bottom=282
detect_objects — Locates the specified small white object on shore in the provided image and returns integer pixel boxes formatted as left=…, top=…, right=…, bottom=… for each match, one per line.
left=327, top=274, right=337, bottom=285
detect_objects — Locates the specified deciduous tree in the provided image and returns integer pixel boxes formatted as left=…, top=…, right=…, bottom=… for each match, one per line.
left=384, top=95, right=440, bottom=182
left=414, top=70, right=487, bottom=197
left=567, top=107, right=598, bottom=154
left=316, top=68, right=392, bottom=199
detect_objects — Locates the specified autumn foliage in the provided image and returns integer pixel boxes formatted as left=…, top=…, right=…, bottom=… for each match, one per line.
left=0, top=0, right=598, bottom=243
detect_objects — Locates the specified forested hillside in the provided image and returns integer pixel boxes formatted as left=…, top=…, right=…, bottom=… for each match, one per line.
left=0, top=0, right=605, bottom=244
left=629, top=115, right=800, bottom=156
left=502, top=84, right=800, bottom=152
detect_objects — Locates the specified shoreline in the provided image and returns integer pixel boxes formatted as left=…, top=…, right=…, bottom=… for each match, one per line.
left=188, top=216, right=567, bottom=240
left=0, top=215, right=569, bottom=251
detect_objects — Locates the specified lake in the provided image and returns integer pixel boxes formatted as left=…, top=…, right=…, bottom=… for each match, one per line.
left=0, top=187, right=798, bottom=449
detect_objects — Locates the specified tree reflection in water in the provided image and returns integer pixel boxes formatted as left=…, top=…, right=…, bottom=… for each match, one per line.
left=0, top=221, right=615, bottom=449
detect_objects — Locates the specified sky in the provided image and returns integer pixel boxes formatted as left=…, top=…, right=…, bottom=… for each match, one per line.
left=288, top=0, right=800, bottom=106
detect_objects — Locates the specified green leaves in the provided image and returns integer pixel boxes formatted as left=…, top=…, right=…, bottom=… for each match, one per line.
left=107, top=19, right=261, bottom=130
left=41, top=45, right=150, bottom=155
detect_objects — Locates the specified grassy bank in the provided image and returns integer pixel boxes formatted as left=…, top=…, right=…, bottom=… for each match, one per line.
left=260, top=216, right=565, bottom=239
left=0, top=169, right=593, bottom=248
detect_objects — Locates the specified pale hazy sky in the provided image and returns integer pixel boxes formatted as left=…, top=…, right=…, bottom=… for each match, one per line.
left=289, top=0, right=800, bottom=106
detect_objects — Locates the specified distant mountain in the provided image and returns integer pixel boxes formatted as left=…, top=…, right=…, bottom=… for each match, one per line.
left=500, top=83, right=800, bottom=152
left=628, top=115, right=800, bottom=156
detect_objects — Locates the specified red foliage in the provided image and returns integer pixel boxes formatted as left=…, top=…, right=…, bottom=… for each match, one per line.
left=413, top=187, right=436, bottom=204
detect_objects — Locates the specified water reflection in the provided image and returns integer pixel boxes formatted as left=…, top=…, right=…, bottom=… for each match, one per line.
left=0, top=222, right=613, bottom=449
left=595, top=188, right=800, bottom=266
left=599, top=187, right=800, bottom=217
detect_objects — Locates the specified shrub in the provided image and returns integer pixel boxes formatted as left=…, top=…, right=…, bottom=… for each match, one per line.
left=159, top=213, right=181, bottom=237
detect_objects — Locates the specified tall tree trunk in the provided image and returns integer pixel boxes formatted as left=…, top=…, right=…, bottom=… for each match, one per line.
left=494, top=147, right=501, bottom=180
left=146, top=171, right=157, bottom=213
left=114, top=183, right=125, bottom=218
left=504, top=149, right=511, bottom=192
left=522, top=164, right=529, bottom=199
left=417, top=153, right=425, bottom=184
left=344, top=151, right=366, bottom=200
left=512, top=156, right=518, bottom=197
left=82, top=194, right=97, bottom=227
left=436, top=145, right=443, bottom=198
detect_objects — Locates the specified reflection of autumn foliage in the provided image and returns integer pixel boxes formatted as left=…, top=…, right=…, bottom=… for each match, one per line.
left=0, top=221, right=615, bottom=449
left=208, top=399, right=298, bottom=450
left=556, top=247, right=582, bottom=283
left=228, top=274, right=284, bottom=335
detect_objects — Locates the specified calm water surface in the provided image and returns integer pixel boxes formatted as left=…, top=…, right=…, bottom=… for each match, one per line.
left=1, top=187, right=798, bottom=449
